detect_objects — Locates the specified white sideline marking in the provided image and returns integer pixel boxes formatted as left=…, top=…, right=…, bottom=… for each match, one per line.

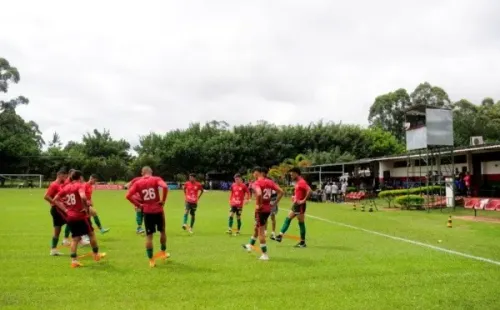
left=307, top=214, right=500, bottom=267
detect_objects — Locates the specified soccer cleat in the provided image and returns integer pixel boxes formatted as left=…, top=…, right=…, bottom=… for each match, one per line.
left=149, top=259, right=156, bottom=268
left=136, top=227, right=145, bottom=234
left=157, top=251, right=170, bottom=260
left=274, top=234, right=283, bottom=243
left=259, top=254, right=269, bottom=261
left=226, top=229, right=232, bottom=234
left=242, top=244, right=252, bottom=252
left=294, top=242, right=307, bottom=248
left=270, top=232, right=276, bottom=240
left=182, top=224, right=187, bottom=231
left=235, top=231, right=240, bottom=236
left=93, top=252, right=106, bottom=261
left=100, top=228, right=110, bottom=234
left=50, top=249, right=63, bottom=256
left=188, top=229, right=193, bottom=234
left=62, top=239, right=71, bottom=246
left=71, top=261, right=83, bottom=268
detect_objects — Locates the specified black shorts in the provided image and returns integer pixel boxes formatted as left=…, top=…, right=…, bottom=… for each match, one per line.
left=230, top=206, right=243, bottom=216
left=68, top=218, right=93, bottom=238
left=292, top=203, right=307, bottom=215
left=50, top=206, right=67, bottom=227
left=144, top=212, right=165, bottom=235
left=185, top=202, right=198, bottom=215
left=254, top=211, right=270, bottom=227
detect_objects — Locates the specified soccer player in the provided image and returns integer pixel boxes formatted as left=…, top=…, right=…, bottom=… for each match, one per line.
left=44, top=169, right=68, bottom=256
left=182, top=173, right=204, bottom=233
left=62, top=168, right=90, bottom=246
left=53, top=170, right=105, bottom=268
left=262, top=169, right=280, bottom=240
left=242, top=167, right=283, bottom=260
left=126, top=166, right=169, bottom=268
left=126, top=175, right=146, bottom=234
left=227, top=174, right=250, bottom=235
left=85, top=174, right=110, bottom=234
left=274, top=167, right=312, bottom=248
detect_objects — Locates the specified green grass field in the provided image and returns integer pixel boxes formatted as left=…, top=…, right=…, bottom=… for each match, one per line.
left=1, top=189, right=500, bottom=310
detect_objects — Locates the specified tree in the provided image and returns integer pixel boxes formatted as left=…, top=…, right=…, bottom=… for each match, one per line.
left=48, top=132, right=62, bottom=148
left=0, top=58, right=42, bottom=176
left=368, top=88, right=411, bottom=142
left=410, top=82, right=452, bottom=108
left=481, top=97, right=495, bottom=107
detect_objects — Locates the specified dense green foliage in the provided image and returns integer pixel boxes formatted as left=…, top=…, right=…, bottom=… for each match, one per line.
left=394, top=195, right=425, bottom=209
left=368, top=82, right=500, bottom=144
left=378, top=186, right=444, bottom=198
left=2, top=57, right=500, bottom=181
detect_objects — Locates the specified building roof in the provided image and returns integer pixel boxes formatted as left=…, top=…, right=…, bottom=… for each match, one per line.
left=307, top=143, right=500, bottom=169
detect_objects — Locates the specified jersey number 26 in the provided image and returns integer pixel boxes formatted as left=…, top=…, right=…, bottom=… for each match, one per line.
left=142, top=188, right=156, bottom=201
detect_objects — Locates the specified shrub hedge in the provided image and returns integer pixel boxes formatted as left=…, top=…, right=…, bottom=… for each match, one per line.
left=378, top=186, right=444, bottom=198
left=394, top=195, right=425, bottom=209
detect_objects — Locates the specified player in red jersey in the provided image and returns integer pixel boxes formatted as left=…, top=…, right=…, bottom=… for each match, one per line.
left=44, top=169, right=68, bottom=256
left=53, top=170, right=106, bottom=268
left=242, top=167, right=283, bottom=260
left=182, top=173, right=204, bottom=233
left=126, top=166, right=169, bottom=267
left=227, top=173, right=250, bottom=235
left=85, top=174, right=110, bottom=234
left=126, top=175, right=146, bottom=234
left=62, top=169, right=90, bottom=246
left=274, top=167, right=312, bottom=247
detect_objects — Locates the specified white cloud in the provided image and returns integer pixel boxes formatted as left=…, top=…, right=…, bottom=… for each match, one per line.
left=2, top=0, right=500, bottom=147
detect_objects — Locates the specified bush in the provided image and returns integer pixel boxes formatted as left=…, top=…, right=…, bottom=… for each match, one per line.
left=378, top=186, right=444, bottom=198
left=346, top=186, right=357, bottom=193
left=394, top=195, right=425, bottom=210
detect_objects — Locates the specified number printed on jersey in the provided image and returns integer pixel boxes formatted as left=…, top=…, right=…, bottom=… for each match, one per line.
left=262, top=188, right=272, bottom=199
left=142, top=188, right=156, bottom=201
left=65, top=194, right=76, bottom=205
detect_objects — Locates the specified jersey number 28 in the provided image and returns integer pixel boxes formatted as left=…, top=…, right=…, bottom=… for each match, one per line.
left=142, top=188, right=156, bottom=201
left=65, top=193, right=76, bottom=205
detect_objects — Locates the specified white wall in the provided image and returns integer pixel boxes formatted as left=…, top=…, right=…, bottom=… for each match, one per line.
left=378, top=159, right=468, bottom=178
left=482, top=161, right=500, bottom=175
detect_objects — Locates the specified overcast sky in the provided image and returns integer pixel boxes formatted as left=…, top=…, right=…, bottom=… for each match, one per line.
left=2, top=0, right=500, bottom=147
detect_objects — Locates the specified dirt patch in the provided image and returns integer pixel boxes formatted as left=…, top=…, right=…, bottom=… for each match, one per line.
left=455, top=216, right=500, bottom=224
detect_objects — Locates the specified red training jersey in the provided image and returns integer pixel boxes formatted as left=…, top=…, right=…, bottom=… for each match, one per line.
left=293, top=177, right=311, bottom=203
left=252, top=178, right=279, bottom=213
left=57, top=182, right=88, bottom=221
left=46, top=181, right=63, bottom=205
left=84, top=182, right=94, bottom=204
left=126, top=176, right=167, bottom=214
left=464, top=175, right=471, bottom=187
left=184, top=181, right=203, bottom=203
left=64, top=178, right=71, bottom=186
left=229, top=183, right=250, bottom=208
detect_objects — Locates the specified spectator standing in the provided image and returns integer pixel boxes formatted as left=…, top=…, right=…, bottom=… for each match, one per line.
left=324, top=183, right=332, bottom=201
left=341, top=182, right=347, bottom=202
left=331, top=182, right=339, bottom=202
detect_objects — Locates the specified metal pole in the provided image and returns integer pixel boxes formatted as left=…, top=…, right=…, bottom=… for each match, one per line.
left=319, top=166, right=322, bottom=188
left=451, top=147, right=455, bottom=211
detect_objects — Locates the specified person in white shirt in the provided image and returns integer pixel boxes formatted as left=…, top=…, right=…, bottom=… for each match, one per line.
left=324, top=183, right=332, bottom=201
left=341, top=182, right=348, bottom=202
left=331, top=182, right=339, bottom=202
